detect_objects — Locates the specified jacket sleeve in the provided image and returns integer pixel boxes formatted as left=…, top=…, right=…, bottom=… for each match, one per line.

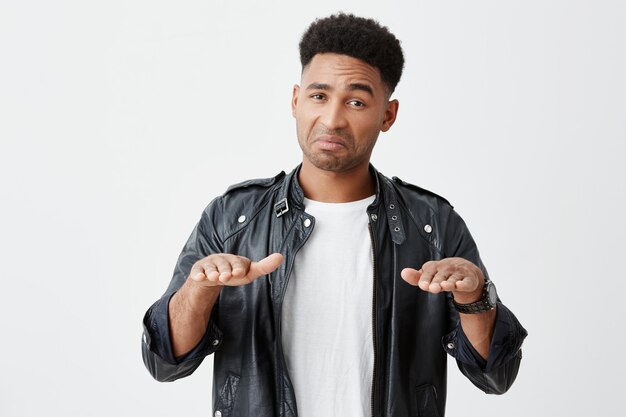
left=141, top=197, right=225, bottom=382
left=441, top=208, right=528, bottom=394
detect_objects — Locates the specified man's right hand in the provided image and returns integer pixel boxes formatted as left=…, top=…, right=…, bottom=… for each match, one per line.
left=169, top=253, right=283, bottom=358
left=189, top=253, right=284, bottom=287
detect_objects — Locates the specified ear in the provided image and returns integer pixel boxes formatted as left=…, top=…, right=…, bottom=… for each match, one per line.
left=381, top=99, right=399, bottom=132
left=291, top=84, right=300, bottom=117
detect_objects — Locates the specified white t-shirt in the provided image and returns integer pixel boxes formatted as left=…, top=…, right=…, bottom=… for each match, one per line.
left=281, top=195, right=376, bottom=417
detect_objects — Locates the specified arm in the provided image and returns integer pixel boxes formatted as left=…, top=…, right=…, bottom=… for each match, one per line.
left=401, top=209, right=527, bottom=394
left=448, top=301, right=526, bottom=394
left=143, top=250, right=282, bottom=381
left=169, top=253, right=283, bottom=357
left=141, top=203, right=224, bottom=382
left=168, top=280, right=222, bottom=358
left=401, top=257, right=495, bottom=358
left=142, top=253, right=283, bottom=381
left=141, top=197, right=283, bottom=381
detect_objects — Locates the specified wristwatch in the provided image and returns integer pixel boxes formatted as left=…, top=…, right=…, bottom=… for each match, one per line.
left=452, top=280, right=498, bottom=314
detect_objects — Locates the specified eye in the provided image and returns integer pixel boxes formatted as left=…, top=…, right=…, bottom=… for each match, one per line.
left=348, top=100, right=365, bottom=107
left=310, top=93, right=325, bottom=101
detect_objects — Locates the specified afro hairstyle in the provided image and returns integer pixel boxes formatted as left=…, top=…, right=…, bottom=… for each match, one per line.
left=299, top=13, right=405, bottom=94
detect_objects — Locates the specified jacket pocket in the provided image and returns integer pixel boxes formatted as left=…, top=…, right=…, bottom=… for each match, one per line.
left=415, top=384, right=441, bottom=417
left=215, top=373, right=241, bottom=417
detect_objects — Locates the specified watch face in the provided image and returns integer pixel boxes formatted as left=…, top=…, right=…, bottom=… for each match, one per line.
left=487, top=282, right=498, bottom=306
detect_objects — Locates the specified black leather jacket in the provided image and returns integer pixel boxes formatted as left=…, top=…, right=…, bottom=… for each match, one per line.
left=142, top=165, right=527, bottom=417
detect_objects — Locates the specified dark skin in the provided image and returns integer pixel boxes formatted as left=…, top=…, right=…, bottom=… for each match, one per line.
left=168, top=53, right=495, bottom=359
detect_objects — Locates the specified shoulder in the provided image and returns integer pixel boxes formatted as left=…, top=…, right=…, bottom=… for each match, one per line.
left=214, top=170, right=287, bottom=213
left=223, top=171, right=286, bottom=196
left=199, top=171, right=287, bottom=239
left=382, top=174, right=458, bottom=241
left=385, top=175, right=453, bottom=210
left=200, top=170, right=287, bottom=213
left=381, top=174, right=466, bottom=255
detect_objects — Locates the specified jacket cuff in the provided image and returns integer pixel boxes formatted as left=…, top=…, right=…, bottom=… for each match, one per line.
left=443, top=302, right=527, bottom=372
left=142, top=291, right=223, bottom=365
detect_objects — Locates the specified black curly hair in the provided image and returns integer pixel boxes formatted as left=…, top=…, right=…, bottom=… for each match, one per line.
left=299, top=13, right=404, bottom=94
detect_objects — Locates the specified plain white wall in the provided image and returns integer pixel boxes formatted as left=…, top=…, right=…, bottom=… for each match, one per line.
left=1, top=1, right=624, bottom=416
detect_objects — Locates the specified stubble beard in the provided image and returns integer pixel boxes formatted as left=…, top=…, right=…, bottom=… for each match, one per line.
left=298, top=128, right=362, bottom=173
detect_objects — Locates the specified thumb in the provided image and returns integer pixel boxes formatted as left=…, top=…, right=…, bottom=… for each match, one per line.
left=247, top=253, right=284, bottom=280
left=400, top=267, right=422, bottom=286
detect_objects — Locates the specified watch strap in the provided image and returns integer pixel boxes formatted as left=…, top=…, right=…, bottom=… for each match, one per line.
left=452, top=281, right=496, bottom=314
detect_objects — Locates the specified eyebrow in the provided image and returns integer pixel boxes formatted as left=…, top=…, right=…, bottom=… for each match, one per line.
left=348, top=83, right=374, bottom=96
left=305, top=82, right=375, bottom=97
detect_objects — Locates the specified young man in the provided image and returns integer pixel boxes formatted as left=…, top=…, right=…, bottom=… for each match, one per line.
left=142, top=13, right=527, bottom=417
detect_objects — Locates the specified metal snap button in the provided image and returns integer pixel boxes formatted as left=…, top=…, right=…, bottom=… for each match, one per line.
left=447, top=342, right=455, bottom=350
left=424, top=224, right=432, bottom=233
left=391, top=215, right=397, bottom=221
left=238, top=215, right=246, bottom=223
left=371, top=214, right=378, bottom=221
left=389, top=204, right=395, bottom=209
left=212, top=339, right=219, bottom=346
left=304, top=218, right=311, bottom=228
left=394, top=227, right=400, bottom=232
left=215, top=411, right=222, bottom=417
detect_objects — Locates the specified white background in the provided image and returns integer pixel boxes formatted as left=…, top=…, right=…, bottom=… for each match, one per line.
left=1, top=1, right=624, bottom=416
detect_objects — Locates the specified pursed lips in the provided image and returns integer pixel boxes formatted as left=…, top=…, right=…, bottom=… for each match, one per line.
left=313, top=134, right=348, bottom=150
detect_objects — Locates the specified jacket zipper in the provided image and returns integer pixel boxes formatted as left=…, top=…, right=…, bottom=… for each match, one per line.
left=368, top=219, right=377, bottom=417
left=277, top=214, right=314, bottom=417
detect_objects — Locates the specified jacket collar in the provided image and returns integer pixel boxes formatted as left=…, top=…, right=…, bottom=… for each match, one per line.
left=276, top=163, right=406, bottom=244
left=278, top=163, right=382, bottom=207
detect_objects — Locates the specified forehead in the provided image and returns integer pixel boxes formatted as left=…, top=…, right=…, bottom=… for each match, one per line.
left=302, top=53, right=384, bottom=91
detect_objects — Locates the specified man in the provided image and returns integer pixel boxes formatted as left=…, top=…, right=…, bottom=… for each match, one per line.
left=142, top=13, right=527, bottom=417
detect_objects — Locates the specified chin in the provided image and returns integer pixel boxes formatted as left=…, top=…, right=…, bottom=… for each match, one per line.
left=307, top=156, right=361, bottom=173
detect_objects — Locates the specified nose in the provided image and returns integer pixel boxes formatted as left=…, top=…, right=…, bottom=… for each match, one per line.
left=319, top=99, right=348, bottom=131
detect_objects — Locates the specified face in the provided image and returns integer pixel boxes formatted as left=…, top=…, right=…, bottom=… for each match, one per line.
left=291, top=53, right=399, bottom=173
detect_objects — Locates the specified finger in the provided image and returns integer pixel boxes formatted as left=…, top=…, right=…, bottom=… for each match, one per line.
left=230, top=257, right=251, bottom=279
left=247, top=253, right=284, bottom=281
left=190, top=263, right=207, bottom=282
left=430, top=270, right=450, bottom=285
left=418, top=261, right=438, bottom=291
left=440, top=273, right=463, bottom=291
left=400, top=268, right=422, bottom=286
left=421, top=260, right=439, bottom=274
left=453, top=275, right=479, bottom=292
left=214, top=258, right=234, bottom=283
left=428, top=270, right=451, bottom=294
left=203, top=263, right=220, bottom=283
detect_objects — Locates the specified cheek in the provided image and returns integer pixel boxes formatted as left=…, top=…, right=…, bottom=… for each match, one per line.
left=355, top=116, right=383, bottom=136
left=294, top=113, right=311, bottom=143
left=296, top=107, right=318, bottom=129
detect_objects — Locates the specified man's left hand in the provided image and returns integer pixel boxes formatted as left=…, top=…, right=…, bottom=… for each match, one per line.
left=401, top=257, right=484, bottom=304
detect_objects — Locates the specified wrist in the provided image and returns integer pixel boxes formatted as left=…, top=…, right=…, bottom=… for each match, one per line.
left=180, top=279, right=222, bottom=315
left=453, top=279, right=498, bottom=314
left=452, top=281, right=484, bottom=304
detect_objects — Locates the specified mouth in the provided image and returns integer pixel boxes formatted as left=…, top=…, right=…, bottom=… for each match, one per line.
left=313, top=134, right=348, bottom=151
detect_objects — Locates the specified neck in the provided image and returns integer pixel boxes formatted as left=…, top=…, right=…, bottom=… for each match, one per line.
left=298, top=159, right=376, bottom=203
